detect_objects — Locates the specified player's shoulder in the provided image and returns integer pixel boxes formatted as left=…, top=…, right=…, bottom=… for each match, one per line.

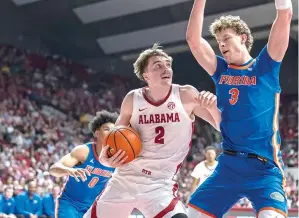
left=71, top=143, right=90, bottom=158
left=178, top=84, right=197, bottom=95
left=124, top=89, right=140, bottom=101
left=178, top=84, right=200, bottom=102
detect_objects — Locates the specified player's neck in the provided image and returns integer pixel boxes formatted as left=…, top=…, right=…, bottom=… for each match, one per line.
left=95, top=140, right=103, bottom=157
left=230, top=51, right=252, bottom=66
left=145, top=85, right=171, bottom=103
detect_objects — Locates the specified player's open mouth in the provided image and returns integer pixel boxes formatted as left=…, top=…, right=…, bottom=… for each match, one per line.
left=162, top=76, right=170, bottom=79
left=223, top=50, right=229, bottom=55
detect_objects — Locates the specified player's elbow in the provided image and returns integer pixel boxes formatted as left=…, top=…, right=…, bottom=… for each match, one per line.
left=49, top=164, right=61, bottom=177
left=277, top=8, right=293, bottom=23
left=186, top=35, right=197, bottom=48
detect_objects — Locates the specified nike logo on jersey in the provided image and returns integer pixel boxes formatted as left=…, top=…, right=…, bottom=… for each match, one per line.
left=90, top=159, right=94, bottom=163
left=139, top=108, right=147, bottom=111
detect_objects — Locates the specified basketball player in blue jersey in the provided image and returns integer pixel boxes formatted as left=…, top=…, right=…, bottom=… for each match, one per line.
left=49, top=110, right=128, bottom=218
left=186, top=0, right=293, bottom=217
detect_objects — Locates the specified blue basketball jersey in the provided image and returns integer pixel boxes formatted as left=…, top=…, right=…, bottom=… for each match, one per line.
left=212, top=44, right=284, bottom=170
left=59, top=142, right=114, bottom=210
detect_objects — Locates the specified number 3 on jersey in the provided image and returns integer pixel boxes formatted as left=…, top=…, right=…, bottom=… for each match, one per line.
left=155, top=126, right=165, bottom=144
left=229, top=88, right=239, bottom=105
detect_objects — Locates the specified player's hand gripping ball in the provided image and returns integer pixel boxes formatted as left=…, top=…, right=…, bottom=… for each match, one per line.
left=105, top=126, right=142, bottom=164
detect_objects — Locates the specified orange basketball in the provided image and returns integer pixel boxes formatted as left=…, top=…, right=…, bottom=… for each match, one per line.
left=105, top=125, right=142, bottom=164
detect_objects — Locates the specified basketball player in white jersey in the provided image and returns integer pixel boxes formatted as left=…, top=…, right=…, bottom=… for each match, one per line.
left=83, top=43, right=222, bottom=218
left=187, top=146, right=218, bottom=203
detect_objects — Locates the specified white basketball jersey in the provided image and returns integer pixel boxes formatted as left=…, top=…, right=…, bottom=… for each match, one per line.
left=127, top=84, right=194, bottom=179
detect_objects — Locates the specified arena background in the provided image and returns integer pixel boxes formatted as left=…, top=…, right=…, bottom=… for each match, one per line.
left=0, top=0, right=298, bottom=217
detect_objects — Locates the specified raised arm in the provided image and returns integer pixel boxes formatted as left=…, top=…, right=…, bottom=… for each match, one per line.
left=186, top=0, right=217, bottom=75
left=49, top=145, right=90, bottom=181
left=115, top=91, right=134, bottom=126
left=268, top=0, right=293, bottom=61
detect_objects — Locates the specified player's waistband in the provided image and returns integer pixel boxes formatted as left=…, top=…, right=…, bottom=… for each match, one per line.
left=223, top=149, right=268, bottom=164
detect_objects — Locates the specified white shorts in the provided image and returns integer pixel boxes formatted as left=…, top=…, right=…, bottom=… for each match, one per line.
left=83, top=166, right=186, bottom=218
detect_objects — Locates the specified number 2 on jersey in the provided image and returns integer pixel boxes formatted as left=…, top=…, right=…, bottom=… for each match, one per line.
left=155, top=126, right=165, bottom=144
left=229, top=88, right=239, bottom=105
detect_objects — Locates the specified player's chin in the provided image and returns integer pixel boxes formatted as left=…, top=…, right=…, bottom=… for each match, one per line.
left=160, top=78, right=172, bottom=85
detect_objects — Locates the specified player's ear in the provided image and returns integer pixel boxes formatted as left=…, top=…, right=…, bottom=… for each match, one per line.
left=143, top=71, right=149, bottom=82
left=94, top=130, right=100, bottom=138
left=241, top=34, right=247, bottom=44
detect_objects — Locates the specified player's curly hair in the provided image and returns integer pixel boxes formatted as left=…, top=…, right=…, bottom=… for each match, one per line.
left=88, top=110, right=119, bottom=135
left=209, top=15, right=254, bottom=52
left=133, top=43, right=173, bottom=81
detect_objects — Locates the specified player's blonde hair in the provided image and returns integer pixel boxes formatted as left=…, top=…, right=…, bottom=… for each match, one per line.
left=209, top=15, right=254, bottom=52
left=133, top=43, right=173, bottom=81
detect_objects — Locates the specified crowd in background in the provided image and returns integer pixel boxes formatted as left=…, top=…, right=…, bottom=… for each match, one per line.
left=0, top=45, right=298, bottom=217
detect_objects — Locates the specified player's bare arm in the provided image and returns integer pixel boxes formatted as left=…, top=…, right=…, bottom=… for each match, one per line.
left=186, top=0, right=217, bottom=75
left=268, top=0, right=293, bottom=61
left=180, top=85, right=221, bottom=131
left=49, top=145, right=91, bottom=181
left=115, top=91, right=134, bottom=126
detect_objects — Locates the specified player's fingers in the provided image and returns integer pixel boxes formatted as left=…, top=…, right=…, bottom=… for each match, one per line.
left=206, top=93, right=214, bottom=106
left=84, top=169, right=91, bottom=176
left=114, top=155, right=129, bottom=167
left=110, top=149, right=123, bottom=162
left=102, top=145, right=109, bottom=152
left=70, top=172, right=80, bottom=182
left=77, top=169, right=87, bottom=181
left=112, top=151, right=126, bottom=164
left=211, top=95, right=217, bottom=104
left=199, top=91, right=206, bottom=102
left=101, top=145, right=110, bottom=158
left=74, top=170, right=85, bottom=181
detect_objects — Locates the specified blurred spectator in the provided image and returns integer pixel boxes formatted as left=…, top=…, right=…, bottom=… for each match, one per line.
left=0, top=187, right=16, bottom=218
left=15, top=180, right=42, bottom=218
left=42, top=185, right=60, bottom=218
left=187, top=146, right=218, bottom=203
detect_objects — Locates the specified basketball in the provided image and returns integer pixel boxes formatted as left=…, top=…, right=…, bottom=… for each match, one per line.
left=105, top=125, right=142, bottom=164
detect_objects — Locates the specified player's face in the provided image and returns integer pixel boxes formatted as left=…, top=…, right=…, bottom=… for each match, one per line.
left=205, top=149, right=216, bottom=162
left=143, top=55, right=173, bottom=87
left=96, top=122, right=115, bottom=143
left=215, top=28, right=247, bottom=64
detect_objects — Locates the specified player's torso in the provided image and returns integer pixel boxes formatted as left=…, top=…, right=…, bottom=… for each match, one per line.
left=59, top=142, right=114, bottom=208
left=128, top=84, right=194, bottom=178
left=215, top=59, right=282, bottom=160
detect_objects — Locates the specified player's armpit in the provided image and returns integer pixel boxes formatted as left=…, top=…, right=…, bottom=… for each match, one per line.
left=267, top=3, right=292, bottom=62
left=116, top=91, right=134, bottom=126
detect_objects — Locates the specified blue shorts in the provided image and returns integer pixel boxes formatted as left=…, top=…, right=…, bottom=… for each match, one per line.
left=56, top=196, right=89, bottom=218
left=188, top=153, right=287, bottom=217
